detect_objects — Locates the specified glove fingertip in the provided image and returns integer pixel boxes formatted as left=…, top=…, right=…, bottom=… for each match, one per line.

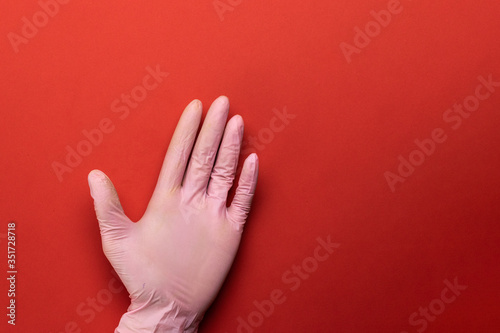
left=227, top=153, right=259, bottom=229
left=88, top=169, right=105, bottom=198
left=89, top=169, right=119, bottom=200
left=88, top=169, right=125, bottom=215
left=239, top=153, right=259, bottom=195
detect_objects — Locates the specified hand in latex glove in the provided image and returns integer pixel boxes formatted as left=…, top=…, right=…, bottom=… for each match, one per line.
left=88, top=96, right=259, bottom=332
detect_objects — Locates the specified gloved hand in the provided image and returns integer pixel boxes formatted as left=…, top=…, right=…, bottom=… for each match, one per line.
left=87, top=96, right=259, bottom=332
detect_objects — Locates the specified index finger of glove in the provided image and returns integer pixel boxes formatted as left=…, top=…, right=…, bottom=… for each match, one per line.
left=151, top=99, right=202, bottom=202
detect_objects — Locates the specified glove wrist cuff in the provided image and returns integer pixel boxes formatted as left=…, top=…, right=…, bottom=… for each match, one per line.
left=116, top=297, right=203, bottom=333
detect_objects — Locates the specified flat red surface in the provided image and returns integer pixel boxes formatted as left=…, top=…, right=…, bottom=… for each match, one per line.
left=1, top=0, right=499, bottom=332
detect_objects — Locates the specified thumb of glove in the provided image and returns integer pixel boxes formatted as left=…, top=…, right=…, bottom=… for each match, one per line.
left=88, top=169, right=133, bottom=244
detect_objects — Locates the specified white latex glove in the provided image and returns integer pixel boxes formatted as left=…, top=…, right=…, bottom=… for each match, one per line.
left=88, top=96, right=259, bottom=332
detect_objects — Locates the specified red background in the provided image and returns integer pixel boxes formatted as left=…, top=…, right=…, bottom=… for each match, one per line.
left=1, top=0, right=499, bottom=332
